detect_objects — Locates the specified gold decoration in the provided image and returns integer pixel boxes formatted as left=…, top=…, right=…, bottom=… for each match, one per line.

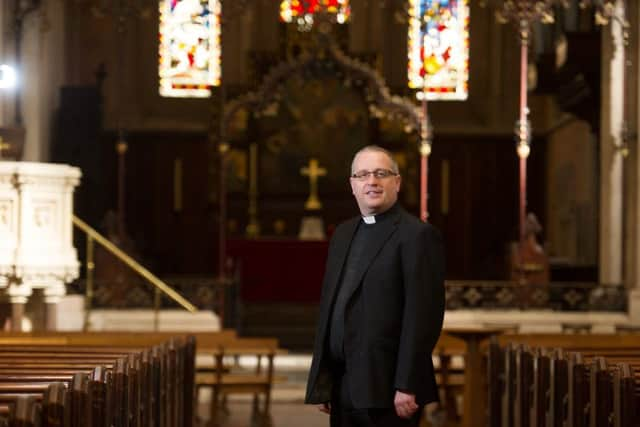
left=0, top=136, right=11, bottom=159
left=517, top=142, right=531, bottom=159
left=273, top=219, right=287, bottom=235
left=116, top=140, right=128, bottom=154
left=419, top=142, right=432, bottom=157
left=246, top=143, right=260, bottom=237
left=300, top=158, right=327, bottom=211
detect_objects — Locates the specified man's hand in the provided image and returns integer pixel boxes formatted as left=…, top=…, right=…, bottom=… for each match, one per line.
left=394, top=390, right=418, bottom=419
left=317, top=402, right=331, bottom=414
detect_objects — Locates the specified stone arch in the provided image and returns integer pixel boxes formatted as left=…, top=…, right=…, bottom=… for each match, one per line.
left=217, top=35, right=422, bottom=274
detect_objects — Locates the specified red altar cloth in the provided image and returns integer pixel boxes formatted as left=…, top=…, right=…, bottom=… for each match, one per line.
left=227, top=239, right=329, bottom=303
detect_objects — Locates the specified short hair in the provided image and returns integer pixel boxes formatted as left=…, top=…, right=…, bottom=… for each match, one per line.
left=351, top=145, right=399, bottom=175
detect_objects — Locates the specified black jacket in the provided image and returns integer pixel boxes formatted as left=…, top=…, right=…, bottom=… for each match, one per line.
left=305, top=205, right=445, bottom=408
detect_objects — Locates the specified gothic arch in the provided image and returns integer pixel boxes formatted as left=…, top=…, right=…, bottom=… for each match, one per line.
left=221, top=37, right=421, bottom=141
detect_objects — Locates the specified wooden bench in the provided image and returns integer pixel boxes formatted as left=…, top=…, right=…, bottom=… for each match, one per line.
left=0, top=334, right=196, bottom=427
left=488, top=336, right=640, bottom=427
left=195, top=337, right=285, bottom=427
left=432, top=333, right=467, bottom=422
left=0, top=329, right=236, bottom=348
left=0, top=330, right=286, bottom=426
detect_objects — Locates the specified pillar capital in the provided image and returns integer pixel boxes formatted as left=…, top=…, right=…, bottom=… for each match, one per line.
left=7, top=282, right=31, bottom=304
left=43, top=284, right=66, bottom=305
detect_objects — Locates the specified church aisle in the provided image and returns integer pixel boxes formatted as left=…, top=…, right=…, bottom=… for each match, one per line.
left=198, top=401, right=327, bottom=427
left=195, top=353, right=455, bottom=427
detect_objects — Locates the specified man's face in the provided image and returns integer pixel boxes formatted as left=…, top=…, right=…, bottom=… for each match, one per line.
left=349, top=150, right=401, bottom=216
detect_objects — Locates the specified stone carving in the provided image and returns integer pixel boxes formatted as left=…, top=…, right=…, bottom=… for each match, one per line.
left=0, top=162, right=81, bottom=330
left=0, top=201, right=10, bottom=229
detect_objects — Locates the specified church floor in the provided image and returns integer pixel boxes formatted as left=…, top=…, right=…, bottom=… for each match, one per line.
left=197, top=401, right=328, bottom=427
left=194, top=354, right=457, bottom=427
left=196, top=401, right=454, bottom=427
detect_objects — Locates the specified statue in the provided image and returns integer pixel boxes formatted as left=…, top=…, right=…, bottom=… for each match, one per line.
left=509, top=213, right=550, bottom=285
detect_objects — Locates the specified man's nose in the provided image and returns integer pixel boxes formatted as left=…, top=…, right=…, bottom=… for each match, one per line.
left=364, top=182, right=380, bottom=191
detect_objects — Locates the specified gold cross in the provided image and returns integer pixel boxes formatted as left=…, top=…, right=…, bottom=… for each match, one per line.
left=300, top=158, right=327, bottom=211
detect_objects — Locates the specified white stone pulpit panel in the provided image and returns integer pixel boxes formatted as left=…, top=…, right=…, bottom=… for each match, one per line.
left=0, top=161, right=81, bottom=303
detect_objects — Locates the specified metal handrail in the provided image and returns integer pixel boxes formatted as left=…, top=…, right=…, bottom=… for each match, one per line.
left=72, top=216, right=197, bottom=329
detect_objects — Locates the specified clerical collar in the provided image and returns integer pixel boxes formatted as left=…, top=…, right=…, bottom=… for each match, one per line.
left=362, top=215, right=376, bottom=224
left=361, top=204, right=398, bottom=225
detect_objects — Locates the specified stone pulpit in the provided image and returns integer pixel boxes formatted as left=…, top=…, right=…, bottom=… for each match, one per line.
left=0, top=162, right=81, bottom=330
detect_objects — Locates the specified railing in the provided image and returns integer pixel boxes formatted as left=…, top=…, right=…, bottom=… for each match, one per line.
left=72, top=216, right=198, bottom=331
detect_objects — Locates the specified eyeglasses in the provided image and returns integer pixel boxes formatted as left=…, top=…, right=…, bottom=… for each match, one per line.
left=350, top=169, right=399, bottom=180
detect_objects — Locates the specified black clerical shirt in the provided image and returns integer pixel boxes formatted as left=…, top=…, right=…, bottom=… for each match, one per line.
left=328, top=205, right=398, bottom=363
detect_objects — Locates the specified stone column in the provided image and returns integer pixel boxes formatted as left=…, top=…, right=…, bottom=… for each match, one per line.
left=0, top=2, right=7, bottom=127
left=7, top=281, right=31, bottom=332
left=22, top=0, right=65, bottom=162
left=0, top=2, right=18, bottom=129
left=630, top=1, right=640, bottom=325
left=43, top=283, right=65, bottom=331
left=599, top=1, right=626, bottom=288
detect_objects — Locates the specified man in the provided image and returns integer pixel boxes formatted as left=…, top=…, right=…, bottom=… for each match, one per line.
left=305, top=145, right=445, bottom=426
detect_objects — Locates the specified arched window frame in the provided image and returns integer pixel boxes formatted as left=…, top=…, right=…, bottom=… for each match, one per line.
left=408, top=0, right=470, bottom=101
left=159, top=0, right=221, bottom=98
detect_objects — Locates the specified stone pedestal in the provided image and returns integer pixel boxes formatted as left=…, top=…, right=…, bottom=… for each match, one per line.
left=298, top=216, right=326, bottom=240
left=629, top=289, right=640, bottom=325
left=0, top=161, right=81, bottom=331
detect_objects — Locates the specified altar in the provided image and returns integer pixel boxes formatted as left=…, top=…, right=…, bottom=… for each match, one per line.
left=227, top=239, right=328, bottom=303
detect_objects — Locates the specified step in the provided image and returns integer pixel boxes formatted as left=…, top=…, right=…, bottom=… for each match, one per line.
left=57, top=295, right=220, bottom=332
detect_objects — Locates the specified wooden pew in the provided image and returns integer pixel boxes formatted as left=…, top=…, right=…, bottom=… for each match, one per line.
left=196, top=337, right=283, bottom=427
left=0, top=330, right=285, bottom=426
left=10, top=395, right=40, bottom=427
left=614, top=363, right=637, bottom=426
left=0, top=335, right=195, bottom=427
left=43, top=382, right=67, bottom=427
left=487, top=337, right=503, bottom=427
left=0, top=330, right=236, bottom=351
left=488, top=338, right=640, bottom=427
left=433, top=333, right=466, bottom=422
left=590, top=357, right=611, bottom=427
left=547, top=349, right=568, bottom=427
left=530, top=348, right=549, bottom=427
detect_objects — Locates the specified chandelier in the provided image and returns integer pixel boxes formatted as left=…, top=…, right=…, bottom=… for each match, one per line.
left=280, top=0, right=352, bottom=31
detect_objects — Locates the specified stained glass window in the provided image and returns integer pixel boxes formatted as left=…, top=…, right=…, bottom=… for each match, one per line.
left=280, top=0, right=351, bottom=27
left=159, top=0, right=221, bottom=98
left=408, top=0, right=469, bottom=101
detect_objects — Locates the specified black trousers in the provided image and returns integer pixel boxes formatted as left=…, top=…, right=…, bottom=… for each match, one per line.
left=330, top=368, right=423, bottom=427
